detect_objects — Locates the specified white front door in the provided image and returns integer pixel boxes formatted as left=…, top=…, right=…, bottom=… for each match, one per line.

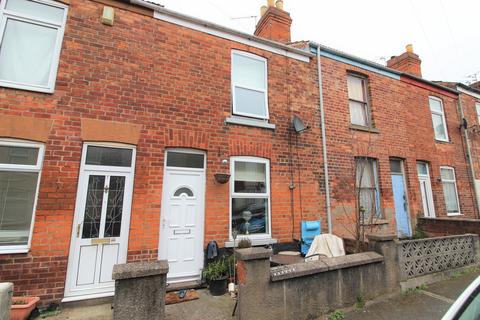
left=417, top=162, right=435, bottom=218
left=64, top=144, right=135, bottom=301
left=159, top=150, right=205, bottom=283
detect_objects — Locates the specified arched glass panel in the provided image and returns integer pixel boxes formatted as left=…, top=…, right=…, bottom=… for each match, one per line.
left=174, top=187, right=194, bottom=197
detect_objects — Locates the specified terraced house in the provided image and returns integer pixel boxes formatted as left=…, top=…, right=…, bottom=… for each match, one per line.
left=0, top=0, right=478, bottom=306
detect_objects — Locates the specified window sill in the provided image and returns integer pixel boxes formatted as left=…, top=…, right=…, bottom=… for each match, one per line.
left=225, top=116, right=276, bottom=130
left=349, top=124, right=380, bottom=134
left=0, top=81, right=54, bottom=94
left=447, top=213, right=463, bottom=217
left=434, top=139, right=452, bottom=145
left=225, top=237, right=277, bottom=248
left=362, top=219, right=389, bottom=226
left=0, top=248, right=29, bottom=255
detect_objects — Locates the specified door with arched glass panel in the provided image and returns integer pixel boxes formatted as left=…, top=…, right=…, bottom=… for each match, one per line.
left=64, top=144, right=135, bottom=300
left=159, top=149, right=205, bottom=283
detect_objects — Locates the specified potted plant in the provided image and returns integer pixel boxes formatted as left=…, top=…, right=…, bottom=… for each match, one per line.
left=10, top=296, right=40, bottom=320
left=203, top=255, right=233, bottom=296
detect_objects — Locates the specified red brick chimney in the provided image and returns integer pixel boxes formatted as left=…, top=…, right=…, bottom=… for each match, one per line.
left=387, top=44, right=422, bottom=77
left=254, top=0, right=292, bottom=43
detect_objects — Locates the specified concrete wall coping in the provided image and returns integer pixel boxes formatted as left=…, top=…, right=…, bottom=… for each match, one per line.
left=112, top=261, right=169, bottom=280
left=235, top=247, right=273, bottom=261
left=398, top=234, right=477, bottom=245
left=367, top=234, right=397, bottom=242
left=270, top=252, right=383, bottom=281
left=0, top=283, right=13, bottom=291
left=419, top=217, right=480, bottom=223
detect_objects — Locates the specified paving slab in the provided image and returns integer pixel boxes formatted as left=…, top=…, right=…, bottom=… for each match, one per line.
left=342, top=270, right=480, bottom=320
left=344, top=292, right=451, bottom=320
left=165, top=289, right=235, bottom=320
left=426, top=271, right=480, bottom=301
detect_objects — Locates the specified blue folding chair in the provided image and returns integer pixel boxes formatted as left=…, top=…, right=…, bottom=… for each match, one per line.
left=300, top=220, right=321, bottom=255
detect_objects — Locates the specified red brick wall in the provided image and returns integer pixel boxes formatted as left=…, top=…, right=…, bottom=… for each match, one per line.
left=319, top=56, right=476, bottom=239
left=418, top=217, right=480, bottom=237
left=0, top=0, right=322, bottom=305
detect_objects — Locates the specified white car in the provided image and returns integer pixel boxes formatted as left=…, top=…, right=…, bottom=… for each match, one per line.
left=442, top=276, right=480, bottom=320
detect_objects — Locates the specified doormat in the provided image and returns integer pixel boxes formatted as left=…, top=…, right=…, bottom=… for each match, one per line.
left=165, top=289, right=199, bottom=305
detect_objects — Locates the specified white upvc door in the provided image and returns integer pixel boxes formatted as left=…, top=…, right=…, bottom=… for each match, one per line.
left=64, top=143, right=135, bottom=301
left=159, top=149, right=206, bottom=283
left=417, top=162, right=436, bottom=218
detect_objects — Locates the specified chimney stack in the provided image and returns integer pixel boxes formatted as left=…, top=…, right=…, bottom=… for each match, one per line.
left=387, top=44, right=422, bottom=77
left=254, top=0, right=292, bottom=43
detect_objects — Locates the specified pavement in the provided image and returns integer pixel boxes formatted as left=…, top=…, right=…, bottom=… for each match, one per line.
left=43, top=270, right=480, bottom=320
left=341, top=270, right=480, bottom=320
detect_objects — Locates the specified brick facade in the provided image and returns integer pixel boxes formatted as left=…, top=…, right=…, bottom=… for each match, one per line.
left=315, top=52, right=477, bottom=239
left=0, top=0, right=322, bottom=305
left=0, top=0, right=477, bottom=306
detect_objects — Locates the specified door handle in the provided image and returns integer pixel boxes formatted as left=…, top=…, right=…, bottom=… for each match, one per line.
left=76, top=221, right=83, bottom=238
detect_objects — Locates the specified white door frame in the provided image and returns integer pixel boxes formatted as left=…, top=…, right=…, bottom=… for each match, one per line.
left=63, top=142, right=136, bottom=302
left=418, top=162, right=436, bottom=218
left=159, top=148, right=206, bottom=283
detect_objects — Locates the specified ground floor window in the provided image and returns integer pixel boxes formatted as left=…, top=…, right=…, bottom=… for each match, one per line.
left=355, top=157, right=381, bottom=219
left=440, top=166, right=460, bottom=215
left=230, top=157, right=270, bottom=239
left=0, top=140, right=44, bottom=253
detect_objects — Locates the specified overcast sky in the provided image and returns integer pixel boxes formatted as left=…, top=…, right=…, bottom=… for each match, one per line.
left=157, top=0, right=480, bottom=83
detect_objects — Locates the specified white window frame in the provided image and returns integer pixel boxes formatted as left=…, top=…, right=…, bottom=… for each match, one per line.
left=475, top=102, right=480, bottom=124
left=0, top=0, right=68, bottom=93
left=440, top=166, right=461, bottom=216
left=0, top=139, right=45, bottom=254
left=429, top=96, right=449, bottom=142
left=229, top=156, right=271, bottom=241
left=231, top=50, right=269, bottom=120
left=82, top=142, right=136, bottom=174
left=347, top=74, right=371, bottom=127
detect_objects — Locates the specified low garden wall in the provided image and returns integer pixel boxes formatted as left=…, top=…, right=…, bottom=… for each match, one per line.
left=397, top=234, right=479, bottom=280
left=418, top=217, right=480, bottom=237
left=235, top=235, right=400, bottom=320
left=235, top=234, right=480, bottom=320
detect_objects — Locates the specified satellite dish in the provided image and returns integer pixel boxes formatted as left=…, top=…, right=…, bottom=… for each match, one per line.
left=292, top=115, right=309, bottom=133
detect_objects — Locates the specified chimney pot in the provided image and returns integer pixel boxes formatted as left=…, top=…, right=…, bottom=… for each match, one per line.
left=267, top=0, right=275, bottom=7
left=275, top=0, right=284, bottom=10
left=260, top=5, right=268, bottom=16
left=406, top=44, right=413, bottom=53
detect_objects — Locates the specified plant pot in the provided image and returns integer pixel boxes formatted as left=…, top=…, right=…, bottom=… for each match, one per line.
left=208, top=277, right=228, bottom=296
left=10, top=296, right=40, bottom=320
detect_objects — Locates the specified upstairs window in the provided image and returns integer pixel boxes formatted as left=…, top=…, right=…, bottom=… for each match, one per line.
left=440, top=167, right=460, bottom=215
left=476, top=102, right=480, bottom=124
left=0, top=140, right=44, bottom=253
left=0, top=0, right=68, bottom=93
left=231, top=51, right=268, bottom=119
left=355, top=157, right=381, bottom=219
left=429, top=97, right=449, bottom=142
left=347, top=74, right=371, bottom=127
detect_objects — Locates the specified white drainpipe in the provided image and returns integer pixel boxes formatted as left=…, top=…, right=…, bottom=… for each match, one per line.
left=316, top=45, right=333, bottom=233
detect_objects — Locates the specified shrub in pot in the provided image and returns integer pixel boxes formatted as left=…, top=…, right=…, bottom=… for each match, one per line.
left=203, top=255, right=234, bottom=296
left=10, top=296, right=40, bottom=320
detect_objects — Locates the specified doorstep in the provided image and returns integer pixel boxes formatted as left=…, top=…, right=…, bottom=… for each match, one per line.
left=166, top=280, right=205, bottom=293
